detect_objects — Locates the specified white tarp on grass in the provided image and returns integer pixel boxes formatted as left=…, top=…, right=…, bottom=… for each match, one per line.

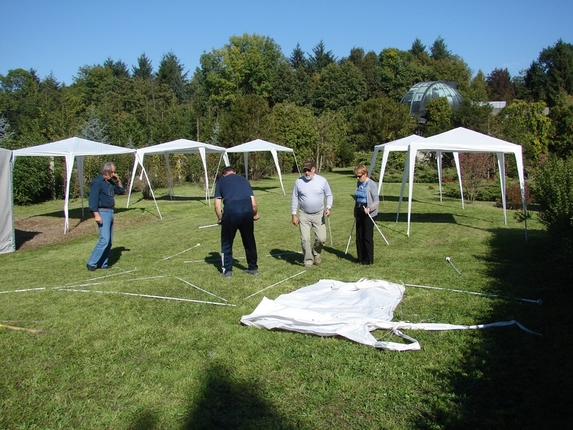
left=241, top=278, right=539, bottom=351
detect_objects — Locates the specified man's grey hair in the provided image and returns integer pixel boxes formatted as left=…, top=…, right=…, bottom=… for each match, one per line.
left=101, top=162, right=115, bottom=174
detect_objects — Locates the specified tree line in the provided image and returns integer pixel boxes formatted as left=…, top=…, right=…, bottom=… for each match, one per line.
left=1, top=34, right=573, bottom=206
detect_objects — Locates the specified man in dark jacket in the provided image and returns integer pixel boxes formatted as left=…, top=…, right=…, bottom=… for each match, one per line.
left=214, top=166, right=259, bottom=278
left=86, top=162, right=124, bottom=271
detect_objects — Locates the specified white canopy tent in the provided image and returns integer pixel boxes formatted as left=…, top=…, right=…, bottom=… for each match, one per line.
left=397, top=127, right=527, bottom=238
left=13, top=137, right=137, bottom=233
left=0, top=148, right=15, bottom=254
left=225, top=139, right=299, bottom=196
left=127, top=139, right=229, bottom=208
left=368, top=135, right=465, bottom=205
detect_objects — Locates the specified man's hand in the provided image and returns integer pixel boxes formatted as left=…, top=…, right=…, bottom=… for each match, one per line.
left=94, top=212, right=102, bottom=226
left=291, top=214, right=299, bottom=226
left=325, top=208, right=331, bottom=217
left=253, top=214, right=260, bottom=221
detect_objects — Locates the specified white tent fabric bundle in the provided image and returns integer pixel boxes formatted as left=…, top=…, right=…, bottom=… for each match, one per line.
left=241, top=278, right=539, bottom=351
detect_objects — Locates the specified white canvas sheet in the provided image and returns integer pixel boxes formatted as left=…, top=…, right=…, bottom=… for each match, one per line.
left=241, top=278, right=539, bottom=351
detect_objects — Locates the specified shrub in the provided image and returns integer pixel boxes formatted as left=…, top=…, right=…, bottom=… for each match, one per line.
left=532, top=155, right=573, bottom=271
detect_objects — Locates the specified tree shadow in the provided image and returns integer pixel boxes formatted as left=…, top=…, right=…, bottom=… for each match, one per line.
left=413, top=227, right=572, bottom=428
left=182, top=363, right=294, bottom=429
left=14, top=229, right=41, bottom=250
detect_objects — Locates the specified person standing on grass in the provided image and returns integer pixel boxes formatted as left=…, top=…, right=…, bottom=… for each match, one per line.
left=86, top=162, right=124, bottom=271
left=214, top=166, right=260, bottom=278
left=291, top=160, right=333, bottom=268
left=353, top=165, right=379, bottom=265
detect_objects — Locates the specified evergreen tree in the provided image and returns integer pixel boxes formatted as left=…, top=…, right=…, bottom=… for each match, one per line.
left=289, top=43, right=308, bottom=70
left=410, top=38, right=427, bottom=57
left=133, top=53, right=154, bottom=80
left=103, top=57, right=130, bottom=78
left=430, top=36, right=450, bottom=60
left=156, top=51, right=188, bottom=103
left=308, top=40, right=337, bottom=73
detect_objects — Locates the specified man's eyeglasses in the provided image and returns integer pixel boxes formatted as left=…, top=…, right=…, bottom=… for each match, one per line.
left=356, top=174, right=364, bottom=179
left=303, top=168, right=311, bottom=172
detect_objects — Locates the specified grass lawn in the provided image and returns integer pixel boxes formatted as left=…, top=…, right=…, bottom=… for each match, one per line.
left=1, top=168, right=571, bottom=429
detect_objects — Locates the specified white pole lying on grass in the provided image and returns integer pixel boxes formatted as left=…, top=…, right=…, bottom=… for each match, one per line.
left=57, top=288, right=236, bottom=306
left=369, top=214, right=389, bottom=245
left=198, top=224, right=219, bottom=229
left=402, top=282, right=542, bottom=305
left=446, top=257, right=461, bottom=275
left=81, top=268, right=139, bottom=282
left=344, top=219, right=356, bottom=254
left=0, top=287, right=46, bottom=294
left=159, top=243, right=200, bottom=261
left=244, top=270, right=306, bottom=300
left=176, top=277, right=228, bottom=302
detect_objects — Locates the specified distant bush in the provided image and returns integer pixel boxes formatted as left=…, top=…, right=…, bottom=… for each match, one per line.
left=532, top=155, right=573, bottom=270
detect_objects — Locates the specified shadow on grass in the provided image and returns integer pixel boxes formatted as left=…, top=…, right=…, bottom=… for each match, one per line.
left=206, top=251, right=248, bottom=273
left=182, top=363, right=295, bottom=429
left=268, top=248, right=303, bottom=265
left=251, top=185, right=286, bottom=195
left=14, top=229, right=41, bottom=250
left=413, top=227, right=572, bottom=428
left=108, top=246, right=130, bottom=267
left=29, top=206, right=140, bottom=219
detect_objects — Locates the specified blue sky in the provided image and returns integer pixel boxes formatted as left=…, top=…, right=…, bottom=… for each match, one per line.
left=2, top=0, right=572, bottom=86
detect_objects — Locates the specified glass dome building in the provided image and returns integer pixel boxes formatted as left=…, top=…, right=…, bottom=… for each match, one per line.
left=400, top=81, right=463, bottom=118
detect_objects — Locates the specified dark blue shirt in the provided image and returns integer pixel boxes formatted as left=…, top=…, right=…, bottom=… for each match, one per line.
left=215, top=173, right=254, bottom=214
left=88, top=174, right=124, bottom=211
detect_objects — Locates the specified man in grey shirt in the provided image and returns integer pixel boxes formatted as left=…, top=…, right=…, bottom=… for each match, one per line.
left=291, top=161, right=333, bottom=268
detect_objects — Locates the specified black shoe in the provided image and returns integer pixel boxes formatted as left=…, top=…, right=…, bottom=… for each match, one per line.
left=86, top=264, right=96, bottom=272
left=244, top=269, right=259, bottom=276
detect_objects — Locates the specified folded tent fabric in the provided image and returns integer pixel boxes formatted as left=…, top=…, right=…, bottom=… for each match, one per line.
left=241, top=278, right=539, bottom=351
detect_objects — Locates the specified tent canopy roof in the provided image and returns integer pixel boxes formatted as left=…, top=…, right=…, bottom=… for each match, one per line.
left=411, top=127, right=522, bottom=154
left=373, top=134, right=426, bottom=152
left=226, top=139, right=294, bottom=153
left=12, top=137, right=135, bottom=157
left=136, top=139, right=226, bottom=156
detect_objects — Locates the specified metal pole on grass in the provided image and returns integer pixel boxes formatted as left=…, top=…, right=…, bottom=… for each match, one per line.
left=368, top=214, right=389, bottom=245
left=344, top=219, right=356, bottom=254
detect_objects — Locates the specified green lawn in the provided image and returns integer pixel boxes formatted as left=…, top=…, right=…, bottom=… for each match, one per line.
left=1, top=169, right=570, bottom=429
